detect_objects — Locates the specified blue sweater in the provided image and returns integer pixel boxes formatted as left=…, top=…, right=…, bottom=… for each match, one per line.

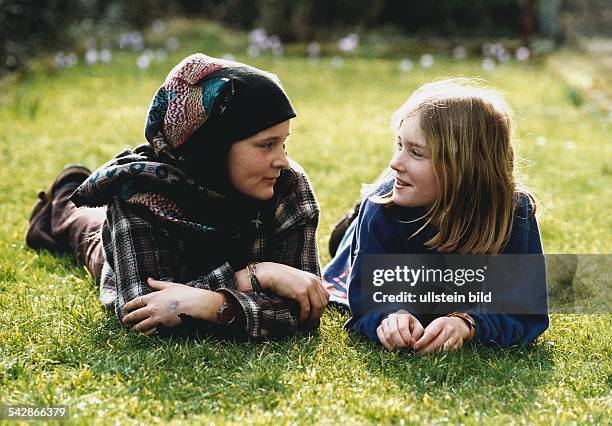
left=325, top=179, right=549, bottom=348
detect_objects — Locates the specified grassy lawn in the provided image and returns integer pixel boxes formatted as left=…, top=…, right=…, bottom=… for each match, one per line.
left=0, top=21, right=610, bottom=424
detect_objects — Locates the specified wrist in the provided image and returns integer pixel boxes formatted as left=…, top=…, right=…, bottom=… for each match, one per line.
left=235, top=268, right=252, bottom=292
left=253, top=262, right=271, bottom=289
left=446, top=312, right=475, bottom=342
left=452, top=317, right=471, bottom=340
left=195, top=290, right=225, bottom=323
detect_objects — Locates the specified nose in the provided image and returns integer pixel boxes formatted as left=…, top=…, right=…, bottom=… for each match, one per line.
left=389, top=151, right=405, bottom=173
left=272, top=144, right=290, bottom=169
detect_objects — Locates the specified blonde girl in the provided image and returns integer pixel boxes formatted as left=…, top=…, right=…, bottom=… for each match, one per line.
left=323, top=78, right=548, bottom=353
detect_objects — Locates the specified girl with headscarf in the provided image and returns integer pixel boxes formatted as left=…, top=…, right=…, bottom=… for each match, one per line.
left=26, top=53, right=328, bottom=338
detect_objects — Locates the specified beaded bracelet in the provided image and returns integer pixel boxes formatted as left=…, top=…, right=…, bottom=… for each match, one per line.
left=247, top=262, right=263, bottom=293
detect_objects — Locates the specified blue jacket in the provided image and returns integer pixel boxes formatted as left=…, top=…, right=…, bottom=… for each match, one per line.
left=324, top=179, right=549, bottom=347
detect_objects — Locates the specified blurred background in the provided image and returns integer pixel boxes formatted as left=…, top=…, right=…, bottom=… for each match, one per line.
left=2, top=1, right=611, bottom=111
left=2, top=0, right=611, bottom=71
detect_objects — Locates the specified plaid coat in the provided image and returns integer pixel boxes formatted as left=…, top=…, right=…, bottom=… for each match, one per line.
left=71, top=145, right=321, bottom=339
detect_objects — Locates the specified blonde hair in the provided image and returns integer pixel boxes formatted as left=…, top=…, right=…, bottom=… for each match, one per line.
left=370, top=78, right=535, bottom=254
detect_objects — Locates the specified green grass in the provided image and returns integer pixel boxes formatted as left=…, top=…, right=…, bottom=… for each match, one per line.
left=1, top=20, right=611, bottom=424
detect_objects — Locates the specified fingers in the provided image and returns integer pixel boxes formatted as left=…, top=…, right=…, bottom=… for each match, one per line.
left=306, top=287, right=324, bottom=325
left=377, top=321, right=393, bottom=350
left=296, top=290, right=311, bottom=323
left=387, top=314, right=407, bottom=348
left=147, top=277, right=175, bottom=290
left=410, top=316, right=425, bottom=342
left=143, top=327, right=157, bottom=337
left=442, top=337, right=462, bottom=352
left=415, top=318, right=469, bottom=354
left=396, top=314, right=414, bottom=348
left=417, top=327, right=448, bottom=354
left=306, top=279, right=329, bottom=324
left=122, top=306, right=151, bottom=325
left=414, top=320, right=443, bottom=352
left=129, top=317, right=158, bottom=334
left=314, top=278, right=330, bottom=305
left=124, top=294, right=147, bottom=313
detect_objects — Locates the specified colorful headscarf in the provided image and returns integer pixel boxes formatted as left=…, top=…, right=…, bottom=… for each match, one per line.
left=144, top=53, right=296, bottom=154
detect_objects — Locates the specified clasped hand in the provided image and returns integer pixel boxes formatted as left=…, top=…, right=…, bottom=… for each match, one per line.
left=377, top=311, right=471, bottom=354
left=254, top=262, right=329, bottom=326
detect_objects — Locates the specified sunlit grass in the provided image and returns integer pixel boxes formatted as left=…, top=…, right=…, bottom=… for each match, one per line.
left=0, top=21, right=610, bottom=425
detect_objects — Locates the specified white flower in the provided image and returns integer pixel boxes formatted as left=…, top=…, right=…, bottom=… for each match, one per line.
left=307, top=42, right=321, bottom=57
left=247, top=44, right=261, bottom=58
left=137, top=54, right=152, bottom=70
left=248, top=28, right=268, bottom=47
left=399, top=58, right=413, bottom=72
left=419, top=54, right=434, bottom=68
left=119, top=31, right=144, bottom=50
left=268, top=35, right=281, bottom=49
left=536, top=136, right=547, bottom=146
left=268, top=36, right=283, bottom=56
left=166, top=37, right=179, bottom=51
left=330, top=56, right=344, bottom=69
left=453, top=46, right=466, bottom=60
left=337, top=33, right=359, bottom=52
left=482, top=57, right=496, bottom=71
left=118, top=33, right=128, bottom=49
left=496, top=47, right=511, bottom=63
left=516, top=46, right=530, bottom=62
left=85, top=48, right=98, bottom=66
left=565, top=140, right=576, bottom=150
left=492, top=43, right=504, bottom=57
left=99, top=49, right=112, bottom=63
left=65, top=53, right=78, bottom=67
left=53, top=52, right=66, bottom=69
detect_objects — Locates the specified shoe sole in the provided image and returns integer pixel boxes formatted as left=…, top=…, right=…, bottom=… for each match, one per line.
left=25, top=164, right=91, bottom=250
left=28, top=165, right=92, bottom=222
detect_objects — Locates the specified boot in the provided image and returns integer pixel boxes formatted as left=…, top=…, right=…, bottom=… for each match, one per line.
left=25, top=164, right=91, bottom=251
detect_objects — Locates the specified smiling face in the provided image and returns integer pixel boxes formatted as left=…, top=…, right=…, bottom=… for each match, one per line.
left=389, top=114, right=438, bottom=208
left=226, top=120, right=291, bottom=200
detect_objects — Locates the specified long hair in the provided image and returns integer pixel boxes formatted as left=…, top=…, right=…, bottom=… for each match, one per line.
left=370, top=78, right=535, bottom=254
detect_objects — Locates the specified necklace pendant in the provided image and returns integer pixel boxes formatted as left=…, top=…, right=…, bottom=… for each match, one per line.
left=251, top=213, right=263, bottom=230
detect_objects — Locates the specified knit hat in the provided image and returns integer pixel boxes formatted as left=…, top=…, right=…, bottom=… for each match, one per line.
left=144, top=53, right=296, bottom=154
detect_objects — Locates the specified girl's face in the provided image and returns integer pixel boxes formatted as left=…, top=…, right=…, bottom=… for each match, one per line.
left=227, top=120, right=291, bottom=200
left=389, top=114, right=438, bottom=208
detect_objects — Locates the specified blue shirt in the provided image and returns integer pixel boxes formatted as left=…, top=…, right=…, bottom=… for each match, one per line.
left=323, top=179, right=549, bottom=347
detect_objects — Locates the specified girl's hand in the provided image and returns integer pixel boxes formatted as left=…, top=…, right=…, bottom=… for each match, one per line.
left=256, top=262, right=329, bottom=326
left=376, top=310, right=424, bottom=351
left=122, top=278, right=223, bottom=334
left=413, top=316, right=470, bottom=354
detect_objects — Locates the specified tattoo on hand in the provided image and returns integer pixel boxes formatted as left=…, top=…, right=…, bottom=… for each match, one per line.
left=166, top=299, right=180, bottom=313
